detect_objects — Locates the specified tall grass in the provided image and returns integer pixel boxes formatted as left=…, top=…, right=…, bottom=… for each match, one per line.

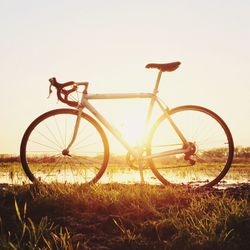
left=0, top=198, right=79, bottom=250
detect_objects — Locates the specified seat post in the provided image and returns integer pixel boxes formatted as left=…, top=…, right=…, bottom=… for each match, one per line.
left=146, top=70, right=163, bottom=125
left=153, top=70, right=162, bottom=95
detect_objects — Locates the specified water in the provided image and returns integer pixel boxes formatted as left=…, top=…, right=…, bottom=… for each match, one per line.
left=0, top=162, right=249, bottom=188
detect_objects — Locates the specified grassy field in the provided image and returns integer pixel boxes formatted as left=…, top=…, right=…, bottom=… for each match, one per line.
left=0, top=182, right=249, bottom=250
left=0, top=159, right=249, bottom=249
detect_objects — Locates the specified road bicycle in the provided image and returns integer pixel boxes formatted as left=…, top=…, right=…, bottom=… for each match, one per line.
left=20, top=62, right=234, bottom=187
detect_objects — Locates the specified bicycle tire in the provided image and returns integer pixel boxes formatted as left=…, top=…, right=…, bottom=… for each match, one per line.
left=20, top=108, right=109, bottom=184
left=147, top=105, right=234, bottom=188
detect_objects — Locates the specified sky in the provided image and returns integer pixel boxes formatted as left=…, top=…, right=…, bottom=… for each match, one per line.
left=0, top=0, right=250, bottom=154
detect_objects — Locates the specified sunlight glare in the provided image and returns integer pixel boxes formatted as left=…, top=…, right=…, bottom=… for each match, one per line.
left=120, top=118, right=147, bottom=146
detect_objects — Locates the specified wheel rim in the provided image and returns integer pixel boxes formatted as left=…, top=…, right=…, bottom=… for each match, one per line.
left=21, top=109, right=109, bottom=184
left=147, top=106, right=233, bottom=187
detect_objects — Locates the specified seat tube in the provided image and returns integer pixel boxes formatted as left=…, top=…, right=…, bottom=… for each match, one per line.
left=146, top=71, right=162, bottom=124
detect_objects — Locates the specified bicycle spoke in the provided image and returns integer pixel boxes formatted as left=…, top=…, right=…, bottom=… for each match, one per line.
left=33, top=128, right=62, bottom=150
left=64, top=115, right=67, bottom=147
left=71, top=141, right=99, bottom=152
left=53, top=115, right=65, bottom=148
left=44, top=122, right=64, bottom=149
left=29, top=139, right=61, bottom=152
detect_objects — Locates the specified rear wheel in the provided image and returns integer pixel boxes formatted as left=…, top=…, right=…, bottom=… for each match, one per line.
left=147, top=105, right=234, bottom=188
left=20, top=109, right=109, bottom=184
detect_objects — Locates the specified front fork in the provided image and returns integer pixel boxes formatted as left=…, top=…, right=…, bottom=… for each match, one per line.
left=64, top=107, right=83, bottom=154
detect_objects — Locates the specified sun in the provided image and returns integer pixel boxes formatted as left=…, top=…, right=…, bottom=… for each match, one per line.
left=120, top=117, right=147, bottom=146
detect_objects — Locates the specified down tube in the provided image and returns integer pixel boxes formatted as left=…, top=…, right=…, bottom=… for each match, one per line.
left=82, top=100, right=138, bottom=157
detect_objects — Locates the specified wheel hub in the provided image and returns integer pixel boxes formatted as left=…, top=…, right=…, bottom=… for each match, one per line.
left=62, top=149, right=71, bottom=156
left=184, top=142, right=197, bottom=165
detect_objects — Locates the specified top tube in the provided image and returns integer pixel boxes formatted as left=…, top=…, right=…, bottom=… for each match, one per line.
left=84, top=93, right=155, bottom=100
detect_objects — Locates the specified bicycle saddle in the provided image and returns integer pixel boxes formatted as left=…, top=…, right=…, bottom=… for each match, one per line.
left=145, top=61, right=181, bottom=72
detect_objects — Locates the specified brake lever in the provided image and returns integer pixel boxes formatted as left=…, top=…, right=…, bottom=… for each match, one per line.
left=47, top=82, right=53, bottom=98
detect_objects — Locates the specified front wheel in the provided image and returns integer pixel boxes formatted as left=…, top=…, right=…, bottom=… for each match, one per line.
left=147, top=105, right=234, bottom=188
left=20, top=109, right=109, bottom=184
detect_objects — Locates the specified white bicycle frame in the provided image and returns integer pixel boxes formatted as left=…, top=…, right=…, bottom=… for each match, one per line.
left=66, top=71, right=190, bottom=161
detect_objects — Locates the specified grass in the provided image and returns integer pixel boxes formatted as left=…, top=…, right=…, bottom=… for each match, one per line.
left=0, top=183, right=249, bottom=249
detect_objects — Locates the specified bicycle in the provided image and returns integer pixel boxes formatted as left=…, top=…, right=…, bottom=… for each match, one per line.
left=20, top=62, right=234, bottom=187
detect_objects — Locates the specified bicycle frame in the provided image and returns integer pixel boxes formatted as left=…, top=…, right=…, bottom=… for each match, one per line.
left=21, top=62, right=234, bottom=187
left=66, top=71, right=190, bottom=160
